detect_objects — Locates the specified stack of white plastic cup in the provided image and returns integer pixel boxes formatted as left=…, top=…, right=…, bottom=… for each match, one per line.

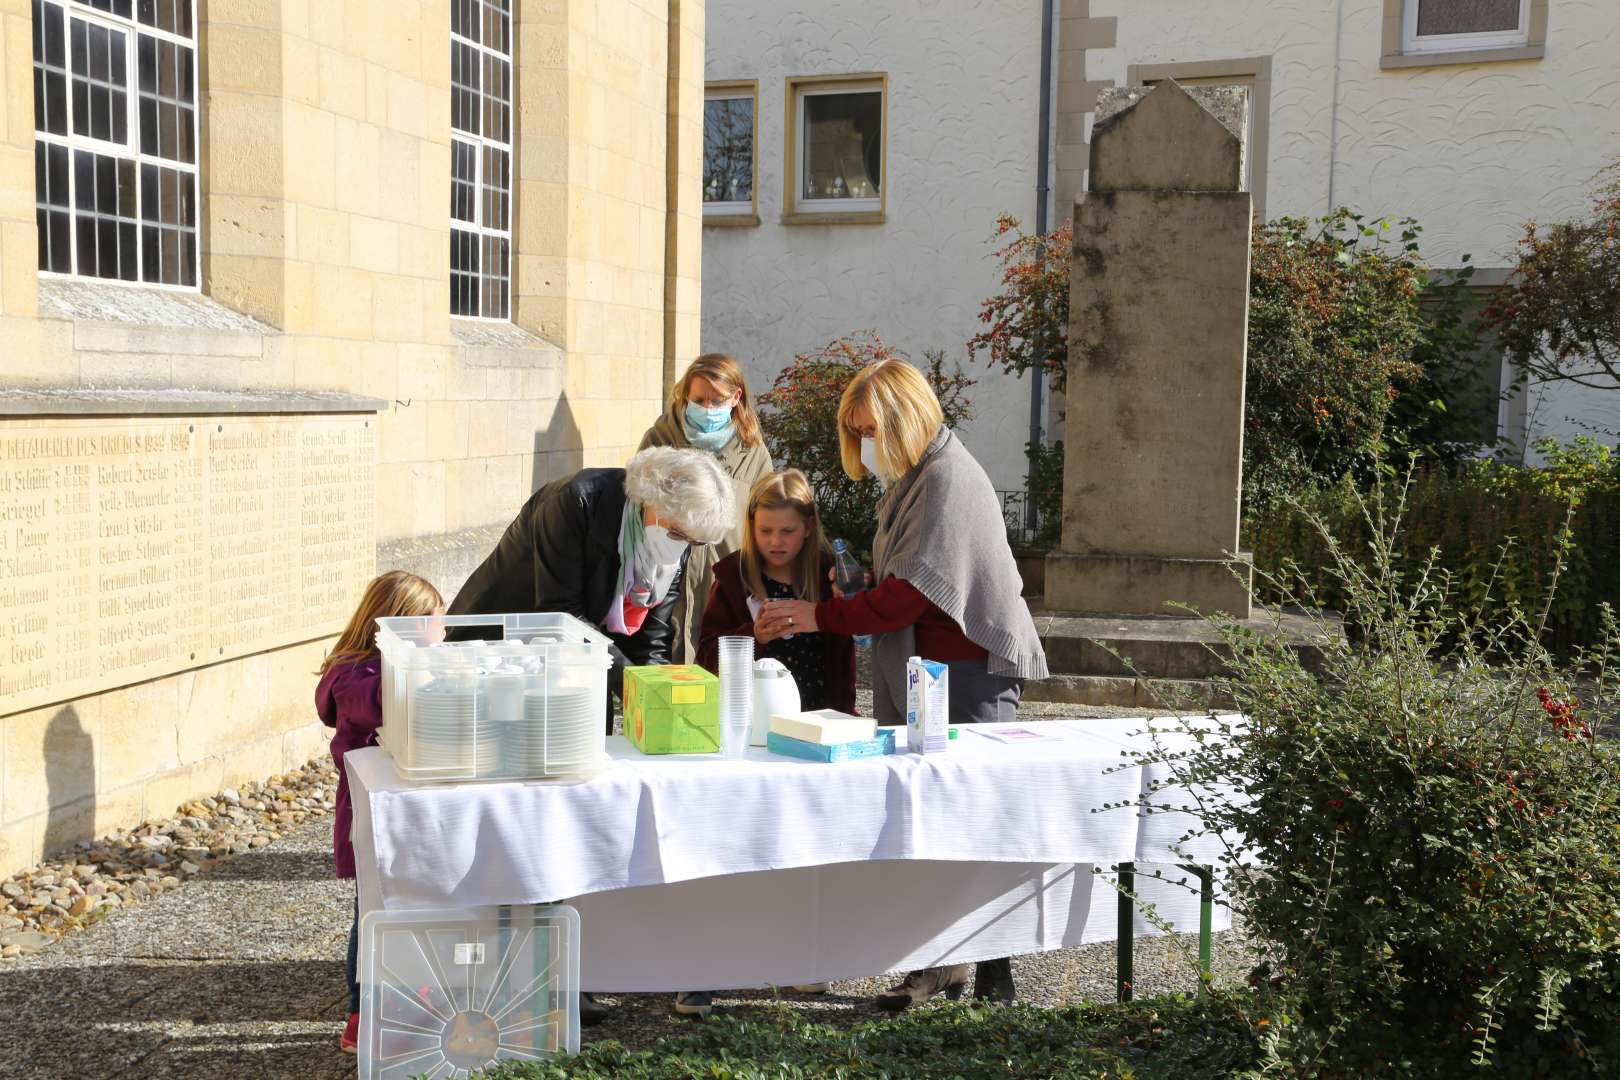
left=718, top=636, right=754, bottom=760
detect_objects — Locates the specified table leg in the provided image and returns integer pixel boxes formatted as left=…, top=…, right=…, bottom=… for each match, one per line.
left=1115, top=862, right=1134, bottom=1002
left=1170, top=863, right=1216, bottom=995
left=1197, top=865, right=1213, bottom=992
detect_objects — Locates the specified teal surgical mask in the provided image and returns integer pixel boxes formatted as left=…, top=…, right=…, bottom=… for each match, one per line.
left=684, top=401, right=734, bottom=434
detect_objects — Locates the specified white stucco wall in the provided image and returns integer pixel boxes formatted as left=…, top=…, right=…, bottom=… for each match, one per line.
left=703, top=0, right=1620, bottom=478
left=1089, top=0, right=1620, bottom=269
left=701, top=1, right=1046, bottom=494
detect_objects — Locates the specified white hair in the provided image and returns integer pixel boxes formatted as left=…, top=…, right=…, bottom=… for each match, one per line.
left=624, top=446, right=736, bottom=544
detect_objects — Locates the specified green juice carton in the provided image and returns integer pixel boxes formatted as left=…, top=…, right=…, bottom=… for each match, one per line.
left=624, top=664, right=720, bottom=754
left=905, top=656, right=949, bottom=754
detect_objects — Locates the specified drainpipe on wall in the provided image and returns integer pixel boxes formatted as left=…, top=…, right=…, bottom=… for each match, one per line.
left=1027, top=0, right=1057, bottom=536
left=1327, top=0, right=1346, bottom=213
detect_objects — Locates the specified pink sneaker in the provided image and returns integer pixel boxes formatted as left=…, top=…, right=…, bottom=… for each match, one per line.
left=340, top=1011, right=360, bottom=1053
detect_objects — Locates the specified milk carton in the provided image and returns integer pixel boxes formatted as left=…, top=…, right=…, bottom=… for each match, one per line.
left=905, top=656, right=949, bottom=753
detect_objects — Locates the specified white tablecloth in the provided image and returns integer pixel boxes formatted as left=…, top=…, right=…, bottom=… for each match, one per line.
left=348, top=717, right=1237, bottom=991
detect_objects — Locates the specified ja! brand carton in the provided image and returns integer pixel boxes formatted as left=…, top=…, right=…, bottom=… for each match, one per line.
left=624, top=665, right=720, bottom=754
left=905, top=656, right=949, bottom=753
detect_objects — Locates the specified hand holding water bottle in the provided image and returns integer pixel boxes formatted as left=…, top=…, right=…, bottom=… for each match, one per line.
left=832, top=540, right=873, bottom=646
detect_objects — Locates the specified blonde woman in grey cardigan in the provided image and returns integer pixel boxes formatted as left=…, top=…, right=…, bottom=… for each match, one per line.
left=758, top=359, right=1049, bottom=1011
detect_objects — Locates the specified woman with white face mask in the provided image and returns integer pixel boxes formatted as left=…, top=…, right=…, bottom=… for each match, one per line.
left=637, top=354, right=773, bottom=664
left=756, top=359, right=1048, bottom=1013
left=447, top=445, right=735, bottom=735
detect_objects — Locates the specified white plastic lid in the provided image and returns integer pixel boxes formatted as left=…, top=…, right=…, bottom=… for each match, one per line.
left=359, top=904, right=580, bottom=1078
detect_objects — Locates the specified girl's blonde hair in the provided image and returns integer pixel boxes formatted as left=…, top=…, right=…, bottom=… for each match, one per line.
left=738, top=469, right=826, bottom=604
left=319, top=570, right=444, bottom=675
left=837, top=359, right=945, bottom=484
left=667, top=352, right=763, bottom=448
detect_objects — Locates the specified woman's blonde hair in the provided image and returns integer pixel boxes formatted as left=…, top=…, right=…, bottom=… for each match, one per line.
left=738, top=470, right=826, bottom=603
left=837, top=359, right=945, bottom=484
left=319, top=570, right=444, bottom=675
left=667, top=352, right=763, bottom=448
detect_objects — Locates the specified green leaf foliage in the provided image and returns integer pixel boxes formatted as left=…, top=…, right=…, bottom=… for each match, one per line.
left=471, top=996, right=1262, bottom=1079
left=1126, top=476, right=1620, bottom=1075
left=1246, top=439, right=1620, bottom=656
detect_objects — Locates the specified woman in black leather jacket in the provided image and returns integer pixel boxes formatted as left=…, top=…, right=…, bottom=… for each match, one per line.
left=447, top=446, right=736, bottom=730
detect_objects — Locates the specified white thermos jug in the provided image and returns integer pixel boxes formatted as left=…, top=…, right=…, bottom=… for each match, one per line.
left=751, top=658, right=801, bottom=746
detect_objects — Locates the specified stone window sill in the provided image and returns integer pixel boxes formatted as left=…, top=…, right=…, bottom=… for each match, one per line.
left=780, top=210, right=887, bottom=226
left=450, top=318, right=564, bottom=370
left=703, top=212, right=761, bottom=228
left=1380, top=43, right=1544, bottom=69
left=0, top=387, right=385, bottom=417
left=38, top=277, right=272, bottom=334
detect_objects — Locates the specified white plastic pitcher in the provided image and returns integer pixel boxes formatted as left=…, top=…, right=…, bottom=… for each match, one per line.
left=751, top=658, right=800, bottom=746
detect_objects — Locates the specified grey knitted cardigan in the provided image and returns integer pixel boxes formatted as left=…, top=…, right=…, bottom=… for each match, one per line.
left=870, top=425, right=1048, bottom=722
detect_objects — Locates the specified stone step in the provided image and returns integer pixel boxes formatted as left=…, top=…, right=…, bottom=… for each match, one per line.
left=1030, top=605, right=1338, bottom=681
left=1021, top=673, right=1231, bottom=710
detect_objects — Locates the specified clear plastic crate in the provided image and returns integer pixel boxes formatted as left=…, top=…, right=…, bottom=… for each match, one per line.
left=376, top=612, right=611, bottom=784
left=358, top=904, right=580, bottom=1078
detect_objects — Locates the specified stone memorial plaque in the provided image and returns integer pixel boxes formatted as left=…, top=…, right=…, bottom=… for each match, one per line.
left=0, top=415, right=376, bottom=715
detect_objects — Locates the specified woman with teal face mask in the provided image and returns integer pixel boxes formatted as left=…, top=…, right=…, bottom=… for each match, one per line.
left=637, top=353, right=773, bottom=664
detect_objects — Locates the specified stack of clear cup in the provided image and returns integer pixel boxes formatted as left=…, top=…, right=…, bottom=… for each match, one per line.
left=717, top=635, right=754, bottom=760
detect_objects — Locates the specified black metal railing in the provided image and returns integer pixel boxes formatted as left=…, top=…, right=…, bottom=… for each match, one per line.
left=997, top=489, right=1059, bottom=550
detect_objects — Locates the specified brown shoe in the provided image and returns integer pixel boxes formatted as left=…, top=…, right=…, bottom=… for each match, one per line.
left=873, top=964, right=971, bottom=1012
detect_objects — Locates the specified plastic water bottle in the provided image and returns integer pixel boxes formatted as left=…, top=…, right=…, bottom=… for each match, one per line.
left=832, top=539, right=873, bottom=647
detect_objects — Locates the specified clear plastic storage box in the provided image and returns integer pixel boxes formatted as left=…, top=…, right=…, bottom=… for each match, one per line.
left=358, top=903, right=580, bottom=1078
left=376, top=612, right=611, bottom=784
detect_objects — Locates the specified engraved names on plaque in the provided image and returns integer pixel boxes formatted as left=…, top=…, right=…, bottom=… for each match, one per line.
left=0, top=415, right=377, bottom=715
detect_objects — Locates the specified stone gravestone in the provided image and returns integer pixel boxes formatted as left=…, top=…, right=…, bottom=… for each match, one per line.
left=1045, top=80, right=1253, bottom=618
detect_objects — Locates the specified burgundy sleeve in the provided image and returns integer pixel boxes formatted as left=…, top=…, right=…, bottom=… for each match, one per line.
left=696, top=575, right=755, bottom=677
left=815, top=578, right=933, bottom=636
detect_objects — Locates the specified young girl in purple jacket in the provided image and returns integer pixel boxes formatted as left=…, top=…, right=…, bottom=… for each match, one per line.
left=315, top=570, right=443, bottom=1053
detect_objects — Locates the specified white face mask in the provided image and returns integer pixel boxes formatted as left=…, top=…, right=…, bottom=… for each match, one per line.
left=642, top=524, right=690, bottom=566
left=859, top=437, right=882, bottom=482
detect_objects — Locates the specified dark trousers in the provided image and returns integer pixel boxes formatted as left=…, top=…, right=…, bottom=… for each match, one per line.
left=945, top=659, right=1023, bottom=723
left=346, top=891, right=360, bottom=1015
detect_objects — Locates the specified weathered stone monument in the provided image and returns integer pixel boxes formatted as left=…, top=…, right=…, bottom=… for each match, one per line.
left=1025, top=81, right=1341, bottom=707
left=1045, top=80, right=1254, bottom=618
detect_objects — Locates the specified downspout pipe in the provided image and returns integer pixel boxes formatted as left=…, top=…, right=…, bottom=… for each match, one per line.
left=1027, top=0, right=1056, bottom=536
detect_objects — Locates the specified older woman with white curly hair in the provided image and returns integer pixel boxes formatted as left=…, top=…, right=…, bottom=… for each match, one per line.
left=448, top=445, right=736, bottom=733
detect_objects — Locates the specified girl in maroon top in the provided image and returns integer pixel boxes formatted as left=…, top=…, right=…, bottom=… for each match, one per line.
left=699, top=469, right=857, bottom=714
left=315, top=570, right=443, bottom=1053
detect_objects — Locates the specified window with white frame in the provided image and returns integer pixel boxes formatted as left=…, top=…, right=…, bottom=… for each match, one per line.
left=1404, top=0, right=1530, bottom=53
left=450, top=0, right=512, bottom=320
left=788, top=76, right=885, bottom=217
left=703, top=84, right=756, bottom=218
left=31, top=0, right=199, bottom=287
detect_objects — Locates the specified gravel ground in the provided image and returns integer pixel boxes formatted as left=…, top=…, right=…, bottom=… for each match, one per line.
left=0, top=684, right=1255, bottom=1078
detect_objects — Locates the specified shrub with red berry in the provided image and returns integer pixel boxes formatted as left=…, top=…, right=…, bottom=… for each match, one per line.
left=1121, top=482, right=1620, bottom=1075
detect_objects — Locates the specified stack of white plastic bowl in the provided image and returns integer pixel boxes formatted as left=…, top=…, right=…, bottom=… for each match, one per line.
left=407, top=668, right=500, bottom=774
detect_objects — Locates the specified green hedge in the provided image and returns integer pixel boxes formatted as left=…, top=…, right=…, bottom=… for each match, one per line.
left=1245, top=439, right=1620, bottom=654
left=473, top=997, right=1261, bottom=1080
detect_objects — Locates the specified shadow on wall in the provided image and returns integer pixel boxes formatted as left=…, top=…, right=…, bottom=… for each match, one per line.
left=43, top=704, right=96, bottom=860
left=530, top=389, right=584, bottom=495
